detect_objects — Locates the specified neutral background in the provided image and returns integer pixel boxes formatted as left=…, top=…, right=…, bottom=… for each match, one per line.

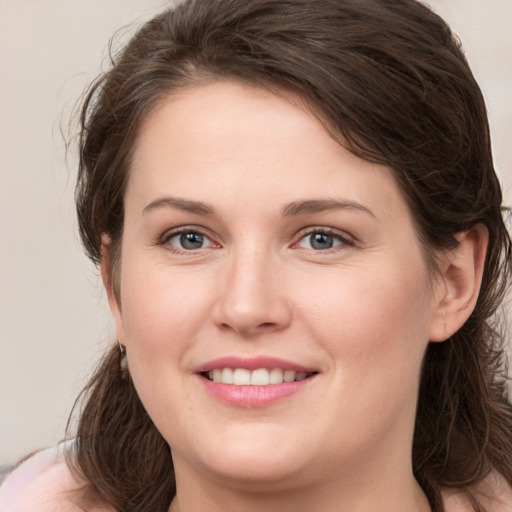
left=1, top=0, right=511, bottom=467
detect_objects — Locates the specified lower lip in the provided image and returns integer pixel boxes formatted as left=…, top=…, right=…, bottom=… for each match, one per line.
left=198, top=375, right=316, bottom=408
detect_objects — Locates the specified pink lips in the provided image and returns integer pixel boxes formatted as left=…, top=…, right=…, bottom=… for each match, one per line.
left=195, top=356, right=317, bottom=408
left=195, top=356, right=315, bottom=373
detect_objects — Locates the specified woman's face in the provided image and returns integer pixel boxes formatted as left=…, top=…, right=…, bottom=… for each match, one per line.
left=109, top=81, right=445, bottom=489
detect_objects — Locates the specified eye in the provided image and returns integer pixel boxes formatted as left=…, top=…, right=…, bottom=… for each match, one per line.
left=296, top=230, right=350, bottom=251
left=164, top=230, right=217, bottom=251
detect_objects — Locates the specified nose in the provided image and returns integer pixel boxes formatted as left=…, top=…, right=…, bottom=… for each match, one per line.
left=212, top=247, right=292, bottom=338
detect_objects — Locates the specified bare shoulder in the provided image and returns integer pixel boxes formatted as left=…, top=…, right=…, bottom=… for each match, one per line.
left=442, top=470, right=512, bottom=512
left=0, top=442, right=112, bottom=512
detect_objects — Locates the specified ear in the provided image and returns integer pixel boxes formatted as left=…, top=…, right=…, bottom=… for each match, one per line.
left=429, top=224, right=489, bottom=342
left=100, top=235, right=126, bottom=346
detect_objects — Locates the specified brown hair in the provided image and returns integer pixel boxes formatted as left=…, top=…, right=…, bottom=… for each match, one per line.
left=69, top=1, right=512, bottom=510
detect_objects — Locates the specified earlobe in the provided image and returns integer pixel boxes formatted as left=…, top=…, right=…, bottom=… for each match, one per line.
left=429, top=224, right=489, bottom=342
left=100, top=235, right=126, bottom=345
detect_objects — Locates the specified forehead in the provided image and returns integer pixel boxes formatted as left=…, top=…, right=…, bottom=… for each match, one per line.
left=132, top=81, right=336, bottom=177
left=127, top=80, right=410, bottom=224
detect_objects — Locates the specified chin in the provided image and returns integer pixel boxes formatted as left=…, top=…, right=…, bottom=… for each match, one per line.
left=180, top=424, right=316, bottom=488
left=203, top=454, right=309, bottom=490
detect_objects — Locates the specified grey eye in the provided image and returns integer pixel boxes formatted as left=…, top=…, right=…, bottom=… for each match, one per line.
left=309, top=233, right=335, bottom=250
left=297, top=231, right=344, bottom=251
left=168, top=231, right=207, bottom=250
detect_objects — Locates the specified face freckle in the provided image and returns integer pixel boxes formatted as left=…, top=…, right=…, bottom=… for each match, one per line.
left=109, top=80, right=442, bottom=490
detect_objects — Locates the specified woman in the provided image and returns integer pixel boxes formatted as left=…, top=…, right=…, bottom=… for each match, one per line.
left=1, top=0, right=511, bottom=510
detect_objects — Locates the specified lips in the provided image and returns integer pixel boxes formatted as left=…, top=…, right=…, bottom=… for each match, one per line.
left=196, top=357, right=318, bottom=407
left=196, top=356, right=316, bottom=373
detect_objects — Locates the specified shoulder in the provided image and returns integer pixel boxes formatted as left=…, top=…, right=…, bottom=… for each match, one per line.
left=442, top=470, right=512, bottom=512
left=0, top=441, right=86, bottom=512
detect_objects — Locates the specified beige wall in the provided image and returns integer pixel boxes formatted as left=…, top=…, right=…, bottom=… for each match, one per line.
left=1, top=0, right=511, bottom=466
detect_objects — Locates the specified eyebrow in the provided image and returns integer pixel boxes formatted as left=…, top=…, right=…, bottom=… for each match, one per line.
left=282, top=199, right=375, bottom=218
left=143, top=197, right=216, bottom=216
left=142, top=196, right=374, bottom=218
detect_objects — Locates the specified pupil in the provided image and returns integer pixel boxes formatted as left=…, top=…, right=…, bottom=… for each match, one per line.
left=180, top=232, right=203, bottom=249
left=310, top=233, right=333, bottom=250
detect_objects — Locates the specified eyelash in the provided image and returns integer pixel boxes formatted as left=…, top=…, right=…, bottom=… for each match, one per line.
left=160, top=226, right=354, bottom=254
left=293, top=227, right=354, bottom=252
left=161, top=227, right=219, bottom=254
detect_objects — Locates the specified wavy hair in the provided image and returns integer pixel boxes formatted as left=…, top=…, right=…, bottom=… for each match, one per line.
left=68, top=1, right=512, bottom=510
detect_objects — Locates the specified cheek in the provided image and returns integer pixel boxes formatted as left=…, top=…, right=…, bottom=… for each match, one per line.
left=301, top=265, right=432, bottom=447
left=300, top=262, right=432, bottom=385
left=118, top=260, right=215, bottom=356
left=117, top=261, right=216, bottom=422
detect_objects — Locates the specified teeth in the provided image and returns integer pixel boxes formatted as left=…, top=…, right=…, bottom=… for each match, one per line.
left=205, top=367, right=314, bottom=385
left=269, top=368, right=284, bottom=384
left=233, top=368, right=251, bottom=385
left=251, top=368, right=270, bottom=385
left=283, top=370, right=296, bottom=382
left=221, top=368, right=234, bottom=384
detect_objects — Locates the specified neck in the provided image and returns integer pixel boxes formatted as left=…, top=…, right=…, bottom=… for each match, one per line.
left=170, top=482, right=431, bottom=512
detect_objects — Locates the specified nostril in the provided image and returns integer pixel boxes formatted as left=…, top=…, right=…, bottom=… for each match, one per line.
left=218, top=321, right=281, bottom=337
left=258, top=322, right=277, bottom=329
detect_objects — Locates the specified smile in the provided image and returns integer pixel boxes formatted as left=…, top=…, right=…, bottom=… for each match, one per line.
left=204, top=368, right=315, bottom=385
left=196, top=357, right=319, bottom=406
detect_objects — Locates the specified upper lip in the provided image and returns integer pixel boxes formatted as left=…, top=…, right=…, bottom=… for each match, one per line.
left=195, top=356, right=317, bottom=373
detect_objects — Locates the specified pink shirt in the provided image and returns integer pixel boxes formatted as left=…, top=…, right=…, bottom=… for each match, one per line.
left=0, top=442, right=87, bottom=512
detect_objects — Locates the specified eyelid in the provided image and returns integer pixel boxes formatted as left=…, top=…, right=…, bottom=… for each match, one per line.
left=292, top=226, right=356, bottom=250
left=160, top=226, right=221, bottom=253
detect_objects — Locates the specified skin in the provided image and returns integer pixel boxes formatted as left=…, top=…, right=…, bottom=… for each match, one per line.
left=103, top=81, right=488, bottom=512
